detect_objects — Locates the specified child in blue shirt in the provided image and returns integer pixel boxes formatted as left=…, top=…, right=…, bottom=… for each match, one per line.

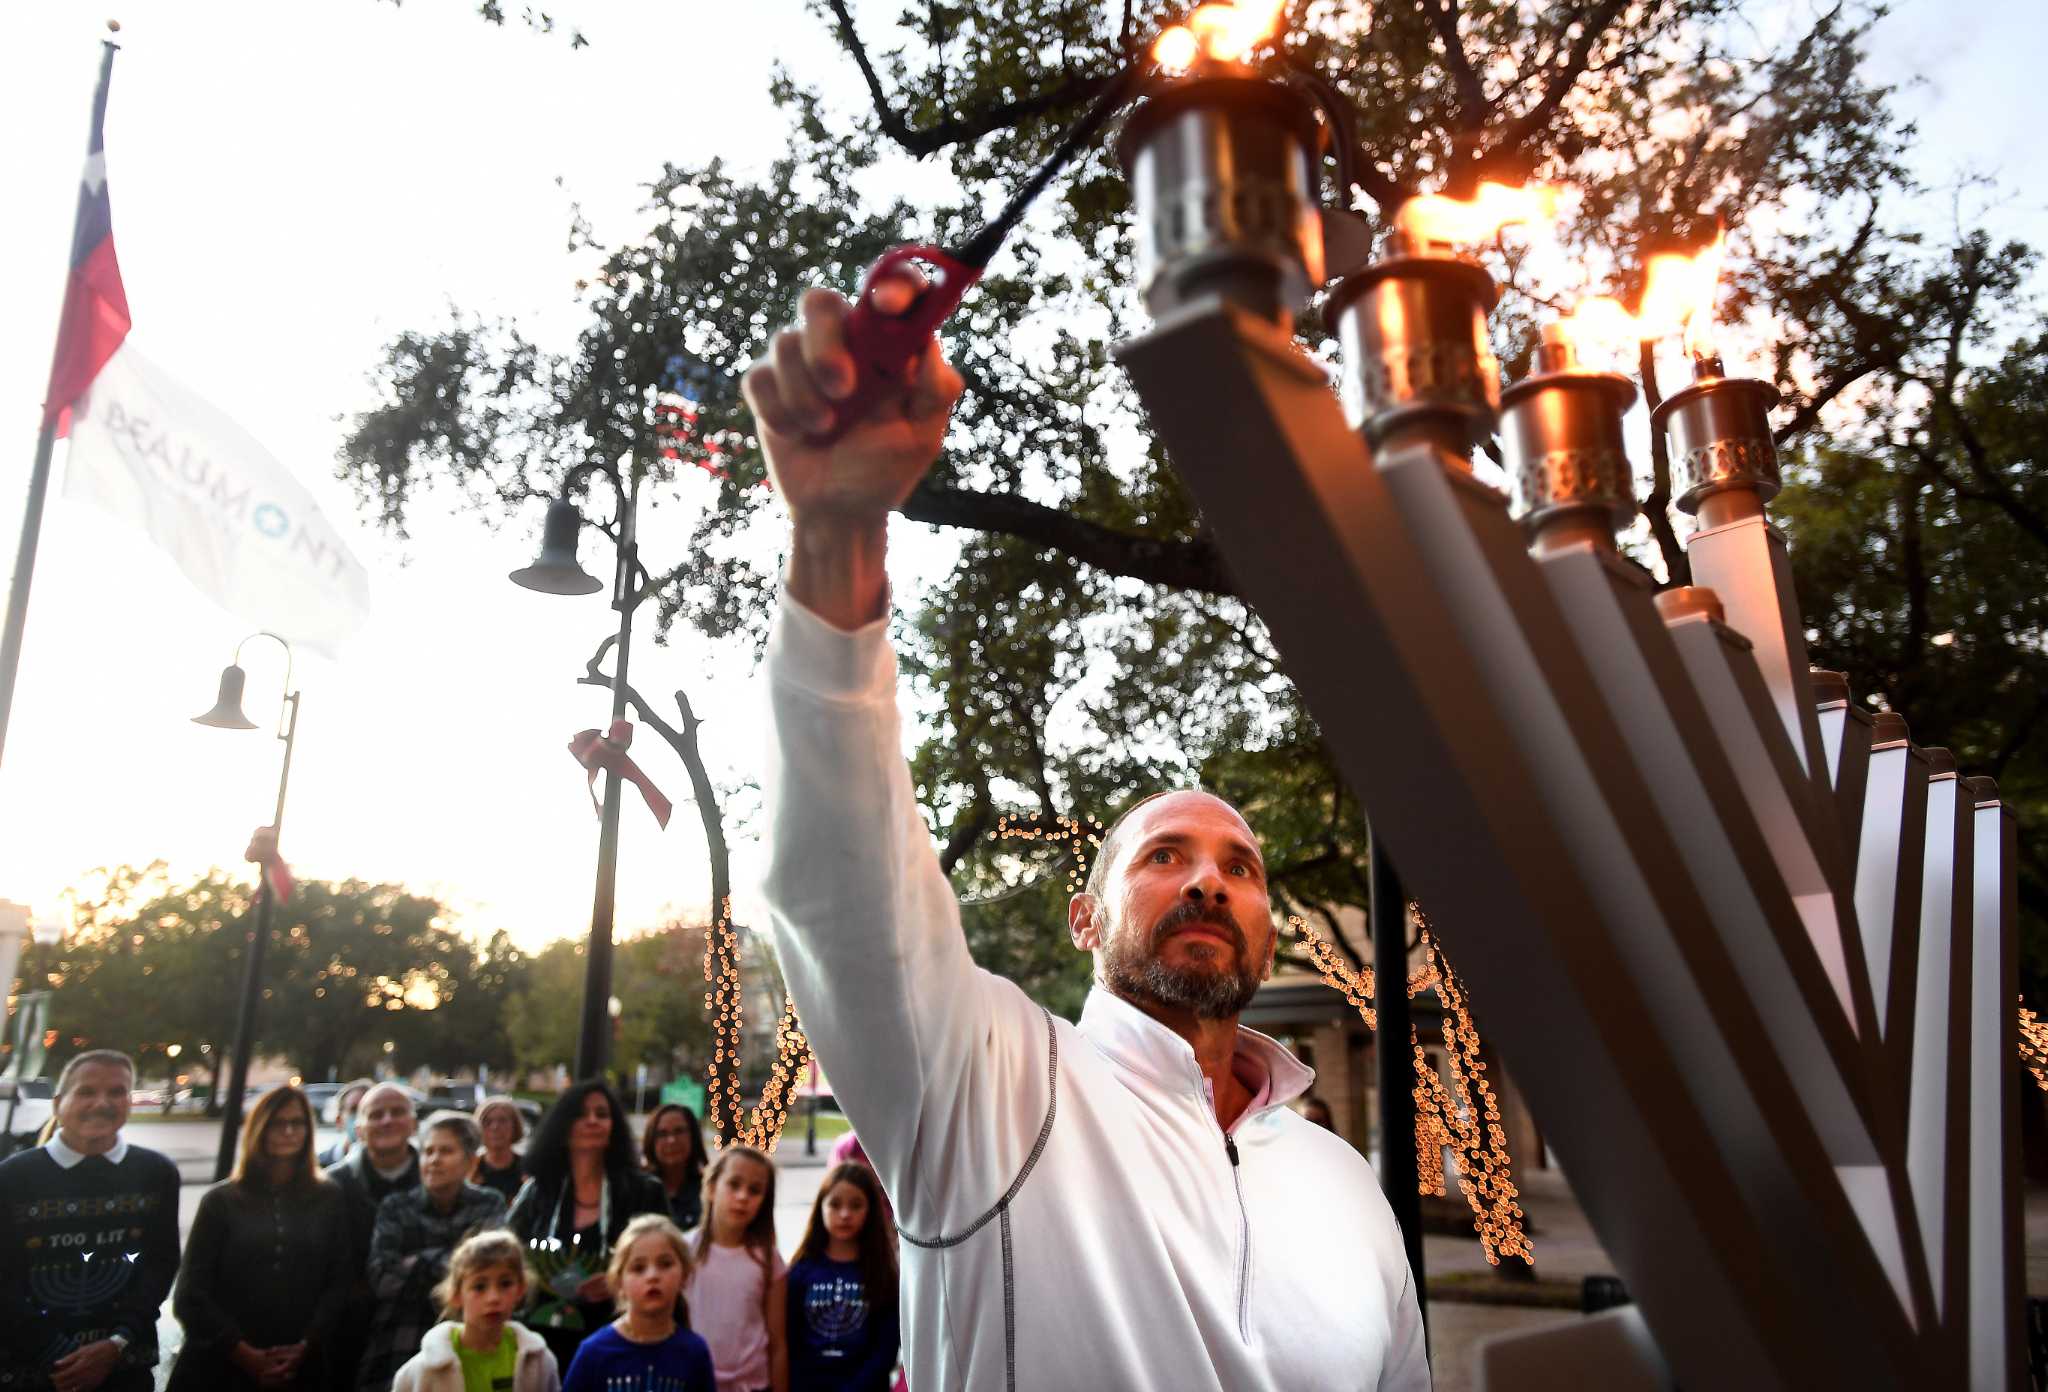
left=561, top=1214, right=715, bottom=1392
left=785, top=1163, right=899, bottom=1392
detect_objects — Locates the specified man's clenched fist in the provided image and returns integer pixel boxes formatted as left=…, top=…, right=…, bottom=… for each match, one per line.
left=744, top=280, right=965, bottom=630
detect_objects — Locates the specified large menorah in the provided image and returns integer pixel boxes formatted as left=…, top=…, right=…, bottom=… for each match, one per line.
left=1108, top=62, right=2022, bottom=1391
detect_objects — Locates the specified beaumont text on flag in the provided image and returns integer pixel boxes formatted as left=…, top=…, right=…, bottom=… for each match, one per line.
left=64, top=344, right=373, bottom=655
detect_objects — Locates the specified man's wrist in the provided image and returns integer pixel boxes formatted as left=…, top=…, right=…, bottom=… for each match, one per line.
left=786, top=514, right=890, bottom=632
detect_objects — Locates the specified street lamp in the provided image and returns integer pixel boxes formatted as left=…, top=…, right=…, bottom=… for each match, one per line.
left=511, top=462, right=643, bottom=1081
left=165, top=1044, right=182, bottom=1113
left=192, top=631, right=301, bottom=1181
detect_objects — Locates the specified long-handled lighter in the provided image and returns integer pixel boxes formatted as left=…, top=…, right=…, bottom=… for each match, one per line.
left=811, top=60, right=1151, bottom=443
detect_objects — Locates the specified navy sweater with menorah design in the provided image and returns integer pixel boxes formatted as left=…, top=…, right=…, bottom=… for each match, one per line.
left=0, top=1142, right=180, bottom=1383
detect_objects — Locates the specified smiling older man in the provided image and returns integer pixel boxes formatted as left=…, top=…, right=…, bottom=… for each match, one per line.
left=745, top=286, right=1429, bottom=1390
left=326, top=1082, right=422, bottom=1387
left=0, top=1050, right=180, bottom=1392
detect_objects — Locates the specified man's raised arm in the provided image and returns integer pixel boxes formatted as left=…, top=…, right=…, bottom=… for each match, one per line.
left=747, top=284, right=1052, bottom=1237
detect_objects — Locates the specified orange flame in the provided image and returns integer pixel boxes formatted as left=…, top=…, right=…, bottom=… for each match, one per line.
left=1551, top=232, right=1727, bottom=359
left=1152, top=1, right=1287, bottom=72
left=1392, top=182, right=1562, bottom=251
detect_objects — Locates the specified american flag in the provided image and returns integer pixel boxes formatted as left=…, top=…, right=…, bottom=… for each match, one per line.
left=655, top=351, right=730, bottom=478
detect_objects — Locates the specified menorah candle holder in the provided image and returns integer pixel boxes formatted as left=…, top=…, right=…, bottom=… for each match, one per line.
left=1502, top=328, right=1638, bottom=548
left=1506, top=341, right=1896, bottom=1237
left=1118, top=73, right=1326, bottom=325
left=1117, top=295, right=1930, bottom=1387
left=1907, top=743, right=1972, bottom=1366
left=1966, top=774, right=2022, bottom=1389
left=1811, top=668, right=1875, bottom=862
left=1325, top=244, right=1499, bottom=451
left=1658, top=359, right=1834, bottom=814
left=1107, top=90, right=2014, bottom=1369
left=1655, top=586, right=1887, bottom=1060
left=1851, top=712, right=1930, bottom=1082
left=1652, top=363, right=1783, bottom=521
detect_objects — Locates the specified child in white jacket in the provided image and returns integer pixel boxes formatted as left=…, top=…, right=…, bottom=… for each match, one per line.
left=392, top=1228, right=561, bottom=1392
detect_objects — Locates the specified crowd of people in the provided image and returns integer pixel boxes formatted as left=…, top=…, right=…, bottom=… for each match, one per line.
left=0, top=1051, right=903, bottom=1392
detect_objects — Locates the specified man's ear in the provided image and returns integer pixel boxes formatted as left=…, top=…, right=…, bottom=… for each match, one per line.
left=1070, top=892, right=1103, bottom=951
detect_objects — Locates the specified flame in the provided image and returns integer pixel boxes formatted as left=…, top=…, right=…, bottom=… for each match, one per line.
left=1152, top=1, right=1287, bottom=73
left=1392, top=182, right=1562, bottom=250
left=1550, top=232, right=1727, bottom=358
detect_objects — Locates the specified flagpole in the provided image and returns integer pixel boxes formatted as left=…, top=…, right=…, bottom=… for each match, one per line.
left=0, top=27, right=120, bottom=772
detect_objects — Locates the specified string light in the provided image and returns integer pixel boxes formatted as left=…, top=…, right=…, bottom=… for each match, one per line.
left=701, top=894, right=812, bottom=1152
left=1295, top=905, right=1532, bottom=1265
left=974, top=812, right=1103, bottom=904
left=2019, top=997, right=2048, bottom=1093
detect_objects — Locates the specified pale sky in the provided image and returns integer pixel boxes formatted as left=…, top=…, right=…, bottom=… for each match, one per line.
left=1, top=1, right=2041, bottom=952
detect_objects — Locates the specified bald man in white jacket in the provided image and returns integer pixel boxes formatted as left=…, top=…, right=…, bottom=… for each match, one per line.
left=745, top=281, right=1431, bottom=1392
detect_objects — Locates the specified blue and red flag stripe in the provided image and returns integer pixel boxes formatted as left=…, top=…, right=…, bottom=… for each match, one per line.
left=43, top=54, right=128, bottom=437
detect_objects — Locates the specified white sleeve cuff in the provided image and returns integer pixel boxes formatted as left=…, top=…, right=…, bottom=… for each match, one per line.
left=766, top=588, right=896, bottom=702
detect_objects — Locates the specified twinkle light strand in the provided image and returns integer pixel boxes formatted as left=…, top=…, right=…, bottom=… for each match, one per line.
left=1296, top=905, right=1532, bottom=1265
left=970, top=810, right=1114, bottom=908
left=702, top=894, right=813, bottom=1152
left=2019, top=997, right=2048, bottom=1093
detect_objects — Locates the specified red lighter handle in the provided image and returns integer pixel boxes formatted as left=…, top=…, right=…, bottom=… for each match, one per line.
left=811, top=244, right=981, bottom=445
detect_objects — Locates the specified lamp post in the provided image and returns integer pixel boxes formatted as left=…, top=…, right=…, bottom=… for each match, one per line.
left=192, top=631, right=300, bottom=1182
left=511, top=462, right=641, bottom=1082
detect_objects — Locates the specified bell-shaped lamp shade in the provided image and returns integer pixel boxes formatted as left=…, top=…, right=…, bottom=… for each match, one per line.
left=509, top=498, right=604, bottom=595
left=192, top=664, right=259, bottom=730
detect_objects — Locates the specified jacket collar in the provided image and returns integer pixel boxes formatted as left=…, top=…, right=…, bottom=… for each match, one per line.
left=1078, top=986, right=1314, bottom=1117
left=408, top=1181, right=494, bottom=1216
left=346, top=1144, right=418, bottom=1185
left=415, top=1320, right=550, bottom=1370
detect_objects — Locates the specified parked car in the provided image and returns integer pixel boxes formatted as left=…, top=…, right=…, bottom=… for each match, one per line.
left=298, top=1081, right=347, bottom=1116
left=0, top=1078, right=55, bottom=1155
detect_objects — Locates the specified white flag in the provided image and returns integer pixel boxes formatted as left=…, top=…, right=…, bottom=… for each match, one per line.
left=63, top=342, right=371, bottom=654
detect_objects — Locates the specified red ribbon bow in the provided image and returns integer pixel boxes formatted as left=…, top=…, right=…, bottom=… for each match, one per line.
left=244, top=826, right=294, bottom=901
left=568, top=719, right=673, bottom=830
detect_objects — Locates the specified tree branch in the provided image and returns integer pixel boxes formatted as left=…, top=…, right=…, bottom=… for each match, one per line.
left=1638, top=340, right=1692, bottom=585
left=578, top=635, right=729, bottom=930
left=823, top=0, right=1120, bottom=157
left=940, top=791, right=994, bottom=877
left=1773, top=362, right=1880, bottom=443
left=1421, top=0, right=1490, bottom=127
left=1483, top=0, right=1630, bottom=160
left=901, top=481, right=1238, bottom=594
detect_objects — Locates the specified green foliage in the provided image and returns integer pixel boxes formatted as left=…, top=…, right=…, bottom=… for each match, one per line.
left=1777, top=246, right=2048, bottom=993
left=3, top=865, right=722, bottom=1086
left=501, top=927, right=715, bottom=1080
left=341, top=0, right=2044, bottom=1007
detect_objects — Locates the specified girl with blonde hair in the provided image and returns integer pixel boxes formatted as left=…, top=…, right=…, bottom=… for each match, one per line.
left=561, top=1214, right=715, bottom=1389
left=390, top=1229, right=559, bottom=1392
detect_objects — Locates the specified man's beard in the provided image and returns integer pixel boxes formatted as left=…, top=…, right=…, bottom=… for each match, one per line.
left=1101, top=900, right=1265, bottom=1020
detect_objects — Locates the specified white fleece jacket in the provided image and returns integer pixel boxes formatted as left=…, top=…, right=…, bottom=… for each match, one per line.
left=388, top=1321, right=559, bottom=1392
left=761, top=595, right=1431, bottom=1392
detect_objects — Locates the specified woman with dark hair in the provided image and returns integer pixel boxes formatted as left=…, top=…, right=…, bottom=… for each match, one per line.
left=170, top=1085, right=351, bottom=1391
left=471, top=1095, right=528, bottom=1201
left=506, top=1080, right=664, bottom=1366
left=639, top=1103, right=704, bottom=1232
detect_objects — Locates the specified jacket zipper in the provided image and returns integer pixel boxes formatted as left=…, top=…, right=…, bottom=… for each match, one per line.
left=1225, top=1133, right=1250, bottom=1339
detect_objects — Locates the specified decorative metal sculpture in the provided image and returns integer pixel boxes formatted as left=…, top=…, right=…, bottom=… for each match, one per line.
left=1107, top=20, right=2022, bottom=1387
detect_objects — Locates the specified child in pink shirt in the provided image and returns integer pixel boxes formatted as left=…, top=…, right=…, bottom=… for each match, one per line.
left=682, top=1145, right=787, bottom=1392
